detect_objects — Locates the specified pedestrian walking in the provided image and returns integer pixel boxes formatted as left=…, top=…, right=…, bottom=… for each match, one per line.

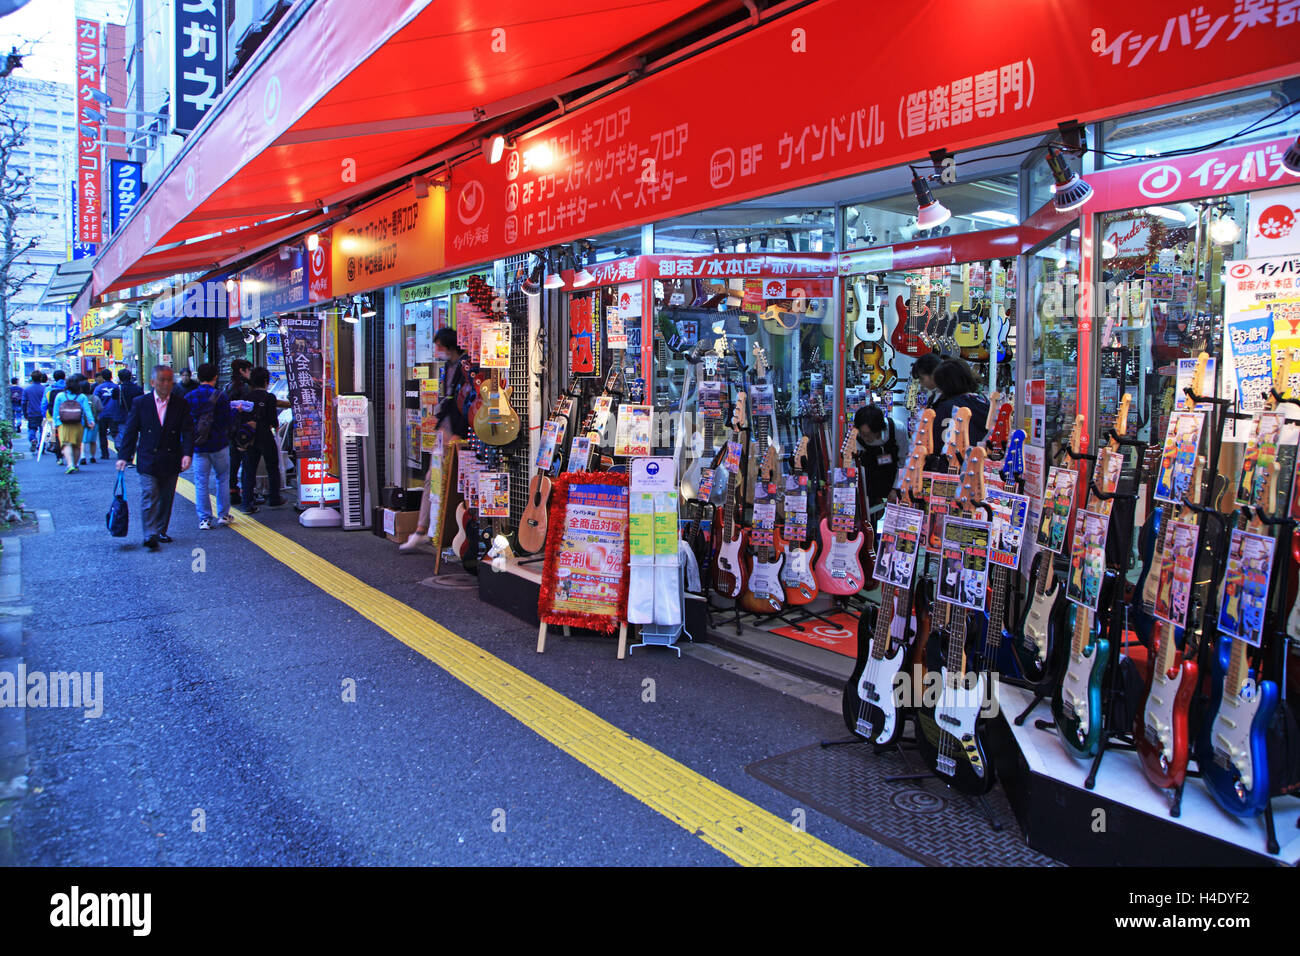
left=22, top=371, right=45, bottom=453
left=176, top=367, right=197, bottom=397
left=116, top=365, right=194, bottom=551
left=223, top=359, right=253, bottom=505
left=52, top=374, right=94, bottom=474
left=41, top=370, right=68, bottom=460
left=107, top=369, right=144, bottom=456
left=239, top=366, right=286, bottom=513
left=79, top=377, right=104, bottom=464
left=92, top=369, right=118, bottom=459
left=9, top=377, right=23, bottom=431
left=185, top=362, right=235, bottom=529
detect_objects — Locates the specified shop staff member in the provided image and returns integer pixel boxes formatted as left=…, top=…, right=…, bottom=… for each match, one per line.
left=854, top=405, right=901, bottom=515
left=929, top=358, right=990, bottom=454
left=400, top=328, right=472, bottom=552
left=913, top=352, right=942, bottom=403
left=117, top=365, right=194, bottom=551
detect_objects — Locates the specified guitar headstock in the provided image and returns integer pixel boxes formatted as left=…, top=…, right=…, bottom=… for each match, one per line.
left=1272, top=349, right=1292, bottom=405
left=604, top=365, right=624, bottom=397
left=914, top=407, right=936, bottom=458
left=904, top=441, right=928, bottom=498
left=953, top=406, right=973, bottom=460
left=759, top=443, right=778, bottom=488
left=752, top=342, right=768, bottom=383
left=732, top=391, right=749, bottom=434
left=792, top=436, right=810, bottom=475
left=1068, top=413, right=1085, bottom=456
left=1001, top=428, right=1027, bottom=481
left=985, top=391, right=1002, bottom=434
left=1184, top=351, right=1209, bottom=410
left=839, top=428, right=855, bottom=471
left=1114, top=393, right=1132, bottom=441
left=958, top=446, right=987, bottom=509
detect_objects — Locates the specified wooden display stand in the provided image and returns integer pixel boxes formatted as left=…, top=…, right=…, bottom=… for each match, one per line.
left=536, top=620, right=629, bottom=659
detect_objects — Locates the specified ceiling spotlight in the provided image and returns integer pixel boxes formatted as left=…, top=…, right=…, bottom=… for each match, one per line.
left=412, top=176, right=429, bottom=198
left=911, top=172, right=951, bottom=229
left=1283, top=134, right=1300, bottom=175
left=255, top=327, right=267, bottom=342
left=78, top=123, right=97, bottom=139
left=243, top=329, right=256, bottom=344
left=521, top=258, right=543, bottom=297
left=523, top=142, right=554, bottom=169
left=359, top=296, right=376, bottom=318
left=483, top=134, right=506, bottom=165
left=543, top=270, right=566, bottom=290
left=341, top=302, right=359, bottom=324
left=571, top=244, right=595, bottom=286
left=306, top=233, right=320, bottom=252
left=1210, top=214, right=1241, bottom=245
left=1045, top=146, right=1093, bottom=212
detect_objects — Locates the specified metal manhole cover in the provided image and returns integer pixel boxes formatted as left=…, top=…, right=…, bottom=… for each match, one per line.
left=420, top=573, right=478, bottom=589
left=890, top=788, right=948, bottom=814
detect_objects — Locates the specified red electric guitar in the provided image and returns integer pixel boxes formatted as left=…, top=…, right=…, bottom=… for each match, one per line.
left=814, top=430, right=867, bottom=596
left=780, top=436, right=820, bottom=606
left=890, top=290, right=931, bottom=358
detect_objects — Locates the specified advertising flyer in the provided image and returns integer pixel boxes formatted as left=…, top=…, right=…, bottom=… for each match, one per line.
left=566, top=436, right=593, bottom=472
left=782, top=476, right=810, bottom=542
left=1175, top=355, right=1217, bottom=412
left=873, top=504, right=924, bottom=588
left=568, top=292, right=600, bottom=377
left=536, top=418, right=567, bottom=471
left=1154, top=411, right=1205, bottom=505
left=549, top=483, right=629, bottom=619
left=1238, top=410, right=1284, bottom=507
left=1036, top=466, right=1078, bottom=554
left=1217, top=528, right=1276, bottom=648
left=1065, top=509, right=1109, bottom=612
left=479, top=323, right=511, bottom=369
left=986, top=488, right=1030, bottom=570
left=1222, top=254, right=1300, bottom=438
left=337, top=395, right=368, bottom=437
left=614, top=404, right=653, bottom=457
left=1153, top=519, right=1199, bottom=629
left=937, top=515, right=990, bottom=610
left=923, top=472, right=960, bottom=552
left=478, top=472, right=510, bottom=518
left=830, top=469, right=857, bottom=534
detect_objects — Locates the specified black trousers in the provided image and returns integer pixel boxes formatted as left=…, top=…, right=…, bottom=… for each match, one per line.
left=229, top=444, right=243, bottom=492
left=98, top=418, right=115, bottom=458
left=241, top=433, right=282, bottom=505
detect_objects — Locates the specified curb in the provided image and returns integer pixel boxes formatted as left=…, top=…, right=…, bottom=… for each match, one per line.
left=0, top=538, right=27, bottom=865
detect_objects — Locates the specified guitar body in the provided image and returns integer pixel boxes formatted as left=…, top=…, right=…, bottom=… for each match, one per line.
left=1051, top=603, right=1112, bottom=760
left=517, top=474, right=552, bottom=554
left=713, top=527, right=748, bottom=599
left=953, top=309, right=986, bottom=348
left=813, top=518, right=865, bottom=595
left=739, top=552, right=786, bottom=614
left=915, top=613, right=994, bottom=795
left=890, top=294, right=931, bottom=357
left=1015, top=552, right=1063, bottom=684
left=780, top=539, right=819, bottom=605
left=1134, top=634, right=1197, bottom=791
left=853, top=339, right=898, bottom=390
left=472, top=378, right=521, bottom=445
left=842, top=603, right=909, bottom=747
left=1199, top=636, right=1280, bottom=817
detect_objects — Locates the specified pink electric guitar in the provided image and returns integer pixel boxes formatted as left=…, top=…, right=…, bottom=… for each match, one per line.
left=814, top=430, right=866, bottom=596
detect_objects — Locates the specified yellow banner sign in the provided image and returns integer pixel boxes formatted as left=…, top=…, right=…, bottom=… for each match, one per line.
left=331, top=186, right=445, bottom=296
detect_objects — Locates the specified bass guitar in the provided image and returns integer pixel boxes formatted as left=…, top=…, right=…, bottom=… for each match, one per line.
left=890, top=290, right=931, bottom=357
left=739, top=446, right=786, bottom=614
left=813, top=430, right=867, bottom=596
left=711, top=395, right=748, bottom=599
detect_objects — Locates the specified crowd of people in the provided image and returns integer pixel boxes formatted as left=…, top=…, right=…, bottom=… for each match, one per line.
left=17, top=361, right=289, bottom=550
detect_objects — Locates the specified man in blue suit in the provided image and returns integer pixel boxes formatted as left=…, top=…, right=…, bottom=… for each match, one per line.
left=116, top=365, right=194, bottom=551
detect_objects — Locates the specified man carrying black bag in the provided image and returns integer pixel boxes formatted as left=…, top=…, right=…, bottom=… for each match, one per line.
left=116, top=365, right=193, bottom=551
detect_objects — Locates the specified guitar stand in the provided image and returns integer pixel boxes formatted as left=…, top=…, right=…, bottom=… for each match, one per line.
left=704, top=592, right=745, bottom=636
left=882, top=764, right=1005, bottom=832
left=1015, top=693, right=1050, bottom=726
left=775, top=603, right=847, bottom=632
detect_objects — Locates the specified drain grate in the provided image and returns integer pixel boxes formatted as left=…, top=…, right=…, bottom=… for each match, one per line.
left=746, top=741, right=1059, bottom=867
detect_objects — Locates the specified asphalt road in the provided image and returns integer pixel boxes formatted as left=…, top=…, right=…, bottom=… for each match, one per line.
left=7, top=449, right=913, bottom=866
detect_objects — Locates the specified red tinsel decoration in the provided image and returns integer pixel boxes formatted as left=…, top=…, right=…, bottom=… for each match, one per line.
left=537, top=470, right=631, bottom=635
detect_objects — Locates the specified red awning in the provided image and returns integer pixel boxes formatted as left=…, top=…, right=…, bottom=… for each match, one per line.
left=92, top=0, right=731, bottom=301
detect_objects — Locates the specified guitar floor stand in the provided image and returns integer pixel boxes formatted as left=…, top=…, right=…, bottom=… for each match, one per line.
left=771, top=603, right=845, bottom=633
left=882, top=763, right=1005, bottom=832
left=705, top=593, right=745, bottom=637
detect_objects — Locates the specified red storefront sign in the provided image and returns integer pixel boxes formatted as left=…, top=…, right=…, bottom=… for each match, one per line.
left=557, top=252, right=837, bottom=287
left=307, top=233, right=332, bottom=304
left=444, top=0, right=1300, bottom=268
left=75, top=18, right=102, bottom=244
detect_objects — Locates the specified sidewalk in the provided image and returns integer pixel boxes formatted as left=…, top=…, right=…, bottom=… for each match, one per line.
left=4, top=452, right=907, bottom=866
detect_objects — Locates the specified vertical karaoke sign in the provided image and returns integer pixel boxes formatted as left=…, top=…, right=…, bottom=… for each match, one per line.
left=74, top=18, right=102, bottom=244
left=172, top=0, right=226, bottom=134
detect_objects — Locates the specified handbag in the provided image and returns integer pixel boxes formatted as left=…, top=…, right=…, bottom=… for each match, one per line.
left=106, top=471, right=130, bottom=537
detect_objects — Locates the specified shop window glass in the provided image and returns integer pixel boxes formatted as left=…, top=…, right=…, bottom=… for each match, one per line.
left=1024, top=229, right=1081, bottom=461
left=656, top=205, right=835, bottom=256
left=842, top=172, right=1019, bottom=250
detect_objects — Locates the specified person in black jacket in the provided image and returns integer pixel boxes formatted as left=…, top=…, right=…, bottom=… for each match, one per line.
left=854, top=404, right=901, bottom=514
left=116, top=365, right=194, bottom=551
left=223, top=359, right=254, bottom=505
left=929, top=358, right=990, bottom=454
left=239, top=366, right=285, bottom=513
left=105, top=369, right=144, bottom=457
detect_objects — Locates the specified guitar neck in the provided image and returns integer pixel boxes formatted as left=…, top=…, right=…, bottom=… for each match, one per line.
left=946, top=603, right=968, bottom=686
left=987, top=565, right=1009, bottom=648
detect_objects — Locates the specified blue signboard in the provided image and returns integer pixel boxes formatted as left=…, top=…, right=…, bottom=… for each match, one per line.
left=238, top=249, right=308, bottom=320
left=172, top=0, right=226, bottom=134
left=109, top=160, right=142, bottom=234
left=71, top=181, right=96, bottom=259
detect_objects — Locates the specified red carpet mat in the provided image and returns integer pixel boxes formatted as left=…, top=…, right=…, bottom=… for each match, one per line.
left=766, top=611, right=859, bottom=658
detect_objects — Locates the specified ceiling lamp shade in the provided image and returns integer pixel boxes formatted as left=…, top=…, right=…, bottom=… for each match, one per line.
left=911, top=173, right=951, bottom=230
left=543, top=271, right=566, bottom=289
left=1045, top=147, right=1093, bottom=212
left=484, top=134, right=506, bottom=165
left=521, top=260, right=543, bottom=296
left=572, top=267, right=595, bottom=287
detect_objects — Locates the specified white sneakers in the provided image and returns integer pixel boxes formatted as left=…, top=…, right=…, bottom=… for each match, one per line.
left=398, top=532, right=432, bottom=552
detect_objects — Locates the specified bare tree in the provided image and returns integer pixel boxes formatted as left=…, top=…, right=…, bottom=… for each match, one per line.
left=0, top=74, right=38, bottom=426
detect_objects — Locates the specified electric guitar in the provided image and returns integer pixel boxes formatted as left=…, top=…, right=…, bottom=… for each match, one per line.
left=471, top=372, right=522, bottom=446
left=780, top=436, right=819, bottom=606
left=981, top=391, right=1013, bottom=455
left=739, top=446, right=786, bottom=614
left=586, top=365, right=624, bottom=449
left=681, top=339, right=726, bottom=500
left=915, top=445, right=995, bottom=794
left=890, top=290, right=931, bottom=357
left=1198, top=461, right=1282, bottom=818
left=711, top=394, right=748, bottom=599
left=814, top=430, right=867, bottom=595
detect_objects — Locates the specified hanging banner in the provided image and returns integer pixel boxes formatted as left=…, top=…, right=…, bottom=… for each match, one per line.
left=307, top=234, right=333, bottom=304
left=75, top=18, right=102, bottom=244
left=172, top=0, right=225, bottom=134
left=1222, top=254, right=1300, bottom=437
left=108, top=160, right=141, bottom=235
left=282, top=314, right=325, bottom=457
left=444, top=0, right=1300, bottom=268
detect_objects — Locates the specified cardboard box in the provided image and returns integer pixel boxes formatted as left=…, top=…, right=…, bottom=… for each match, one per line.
left=383, top=508, right=421, bottom=543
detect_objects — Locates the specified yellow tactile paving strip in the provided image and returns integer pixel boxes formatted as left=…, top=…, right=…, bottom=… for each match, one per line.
left=177, top=479, right=862, bottom=867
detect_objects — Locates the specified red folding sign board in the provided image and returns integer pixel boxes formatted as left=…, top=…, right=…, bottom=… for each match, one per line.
left=75, top=18, right=102, bottom=245
left=445, top=0, right=1300, bottom=268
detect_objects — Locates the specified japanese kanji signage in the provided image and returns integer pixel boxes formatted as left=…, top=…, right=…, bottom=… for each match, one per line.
left=444, top=0, right=1300, bottom=268
left=172, top=0, right=226, bottom=134
left=109, top=160, right=141, bottom=235
left=331, top=186, right=445, bottom=295
left=1223, top=254, right=1300, bottom=438
left=282, top=314, right=326, bottom=457
left=75, top=18, right=102, bottom=244
left=238, top=248, right=309, bottom=320
left=70, top=181, right=95, bottom=259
